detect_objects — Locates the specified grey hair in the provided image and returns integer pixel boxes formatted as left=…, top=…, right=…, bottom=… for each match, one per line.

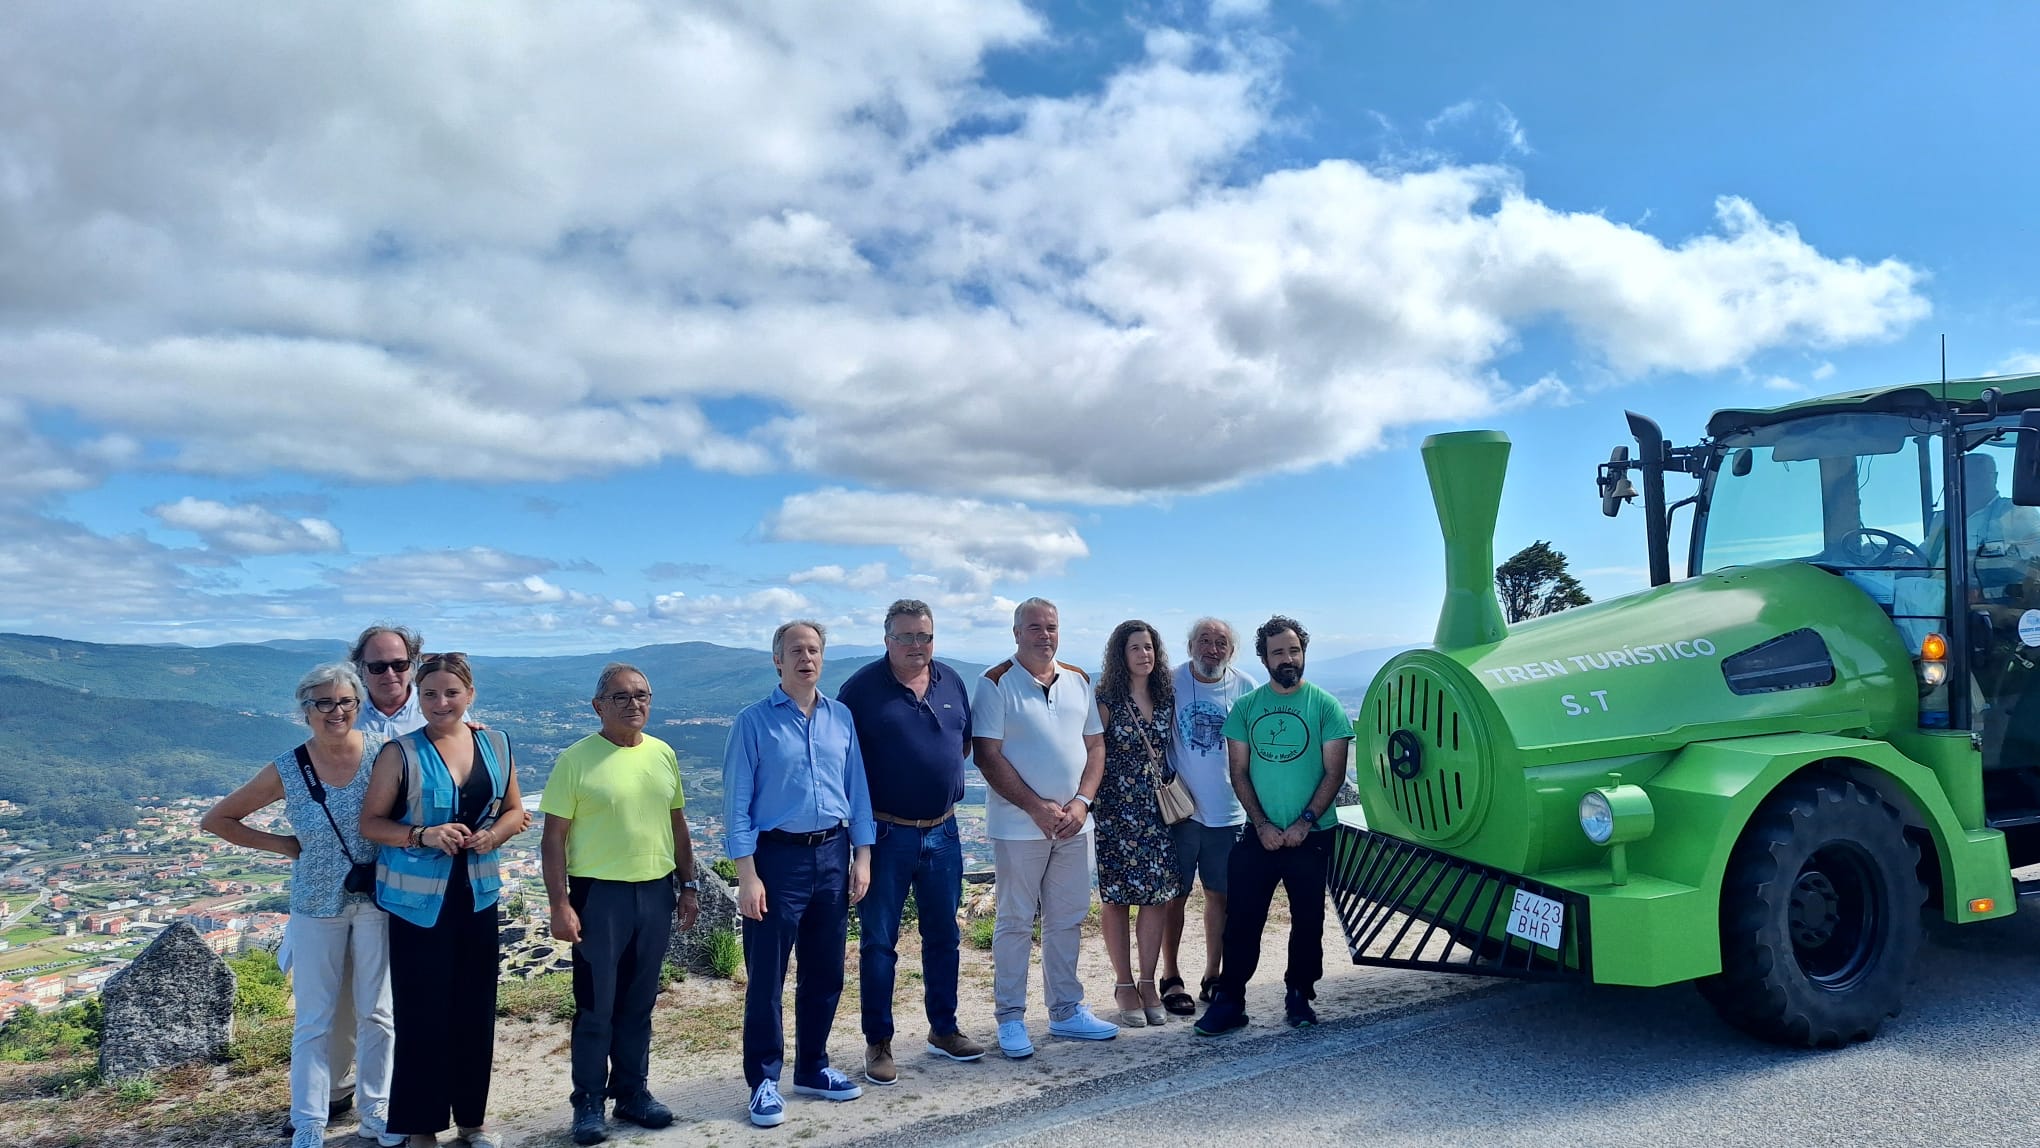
left=883, top=599, right=933, bottom=634
left=1012, top=597, right=1058, bottom=627
left=593, top=662, right=647, bottom=699
left=772, top=619, right=828, bottom=659
left=295, top=662, right=365, bottom=708
left=349, top=623, right=422, bottom=665
left=1187, top=617, right=1240, bottom=653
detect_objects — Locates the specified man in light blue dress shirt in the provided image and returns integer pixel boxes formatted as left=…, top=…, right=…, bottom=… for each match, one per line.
left=723, top=620, right=875, bottom=1128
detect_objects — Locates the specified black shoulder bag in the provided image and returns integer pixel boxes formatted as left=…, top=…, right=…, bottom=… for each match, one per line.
left=293, top=745, right=378, bottom=895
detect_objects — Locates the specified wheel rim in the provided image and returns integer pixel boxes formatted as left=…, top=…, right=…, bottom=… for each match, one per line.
left=1787, top=843, right=1883, bottom=990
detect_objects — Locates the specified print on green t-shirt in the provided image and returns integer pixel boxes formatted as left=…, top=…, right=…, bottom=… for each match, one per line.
left=1220, top=683, right=1353, bottom=830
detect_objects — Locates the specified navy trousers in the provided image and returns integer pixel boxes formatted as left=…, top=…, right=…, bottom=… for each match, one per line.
left=742, top=832, right=849, bottom=1088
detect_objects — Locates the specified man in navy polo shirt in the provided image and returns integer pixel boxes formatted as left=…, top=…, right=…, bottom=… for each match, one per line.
left=838, top=600, right=987, bottom=1086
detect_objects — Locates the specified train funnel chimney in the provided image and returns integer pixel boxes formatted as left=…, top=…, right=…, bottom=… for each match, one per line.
left=1423, top=429, right=1511, bottom=650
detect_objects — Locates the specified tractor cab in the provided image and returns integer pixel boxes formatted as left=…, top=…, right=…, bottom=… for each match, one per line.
left=1602, top=376, right=2040, bottom=835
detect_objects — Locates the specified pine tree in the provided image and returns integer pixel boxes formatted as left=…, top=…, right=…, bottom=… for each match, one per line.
left=1495, top=541, right=1593, bottom=623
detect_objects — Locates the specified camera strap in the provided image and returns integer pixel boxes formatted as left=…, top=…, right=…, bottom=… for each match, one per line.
left=293, top=744, right=361, bottom=866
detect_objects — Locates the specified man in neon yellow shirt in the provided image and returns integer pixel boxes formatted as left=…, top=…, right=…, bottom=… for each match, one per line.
left=542, top=664, right=700, bottom=1146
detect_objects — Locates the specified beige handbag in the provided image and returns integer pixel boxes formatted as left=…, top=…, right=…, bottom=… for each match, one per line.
left=1136, top=713, right=1196, bottom=826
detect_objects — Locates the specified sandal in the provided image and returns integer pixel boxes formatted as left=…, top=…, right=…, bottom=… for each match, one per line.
left=1112, top=982, right=1147, bottom=1027
left=1198, top=976, right=1219, bottom=1004
left=1159, top=975, right=1196, bottom=1016
left=1137, top=978, right=1168, bottom=1026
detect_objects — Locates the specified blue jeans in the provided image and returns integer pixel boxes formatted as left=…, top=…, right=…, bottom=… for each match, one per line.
left=857, top=817, right=964, bottom=1042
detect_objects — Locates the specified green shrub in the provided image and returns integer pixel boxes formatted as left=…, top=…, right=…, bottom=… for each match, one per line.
left=966, top=917, right=994, bottom=951
left=711, top=857, right=738, bottom=884
left=496, top=972, right=576, bottom=1023
left=704, top=928, right=743, bottom=979
left=0, top=1000, right=103, bottom=1061
left=227, top=1014, right=293, bottom=1074
left=112, top=1077, right=159, bottom=1105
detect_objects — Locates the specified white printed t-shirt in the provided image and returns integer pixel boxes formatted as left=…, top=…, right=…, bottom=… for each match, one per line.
left=1168, top=662, right=1258, bottom=828
left=971, top=659, right=1105, bottom=840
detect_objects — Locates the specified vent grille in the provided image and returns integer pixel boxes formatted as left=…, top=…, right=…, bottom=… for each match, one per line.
left=1366, top=664, right=1488, bottom=843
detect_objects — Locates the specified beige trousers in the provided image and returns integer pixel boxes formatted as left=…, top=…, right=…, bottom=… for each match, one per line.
left=991, top=833, right=1094, bottom=1024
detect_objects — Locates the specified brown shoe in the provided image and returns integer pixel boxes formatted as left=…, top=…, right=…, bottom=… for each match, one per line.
left=925, top=1029, right=987, bottom=1062
left=865, top=1040, right=899, bottom=1085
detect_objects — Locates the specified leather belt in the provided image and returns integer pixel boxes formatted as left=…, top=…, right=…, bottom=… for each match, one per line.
left=875, top=808, right=954, bottom=829
left=759, top=825, right=846, bottom=847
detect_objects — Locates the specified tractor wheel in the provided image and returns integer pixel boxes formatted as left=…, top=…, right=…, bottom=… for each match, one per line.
left=1697, top=776, right=1924, bottom=1048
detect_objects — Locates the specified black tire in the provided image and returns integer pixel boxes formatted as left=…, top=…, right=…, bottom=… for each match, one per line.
left=1697, top=776, right=1924, bottom=1048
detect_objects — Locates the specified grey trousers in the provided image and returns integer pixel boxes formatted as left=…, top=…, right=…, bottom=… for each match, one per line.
left=991, top=833, right=1095, bottom=1024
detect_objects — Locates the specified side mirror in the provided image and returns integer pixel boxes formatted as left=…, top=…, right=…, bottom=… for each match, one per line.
left=1730, top=447, right=1753, bottom=477
left=1599, top=446, right=1634, bottom=517
left=2014, top=411, right=2040, bottom=506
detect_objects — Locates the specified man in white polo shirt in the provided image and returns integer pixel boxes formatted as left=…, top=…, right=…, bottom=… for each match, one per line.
left=970, top=597, right=1118, bottom=1058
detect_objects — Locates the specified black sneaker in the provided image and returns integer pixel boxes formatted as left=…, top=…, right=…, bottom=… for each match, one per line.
left=570, top=1097, right=609, bottom=1145
left=611, top=1088, right=674, bottom=1130
left=1193, top=991, right=1249, bottom=1036
left=1284, top=988, right=1318, bottom=1028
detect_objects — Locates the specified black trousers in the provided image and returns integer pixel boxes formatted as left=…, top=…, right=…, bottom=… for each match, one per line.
left=567, top=875, right=675, bottom=1105
left=387, top=873, right=500, bottom=1134
left=1214, top=829, right=1332, bottom=1002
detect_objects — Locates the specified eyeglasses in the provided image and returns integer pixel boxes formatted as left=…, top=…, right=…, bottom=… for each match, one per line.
left=600, top=691, right=652, bottom=707
left=887, top=632, right=934, bottom=646
left=362, top=659, right=412, bottom=676
left=302, top=697, right=362, bottom=714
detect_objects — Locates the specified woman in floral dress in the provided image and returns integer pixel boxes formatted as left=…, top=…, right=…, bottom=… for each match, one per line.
left=1094, top=619, right=1186, bottom=1027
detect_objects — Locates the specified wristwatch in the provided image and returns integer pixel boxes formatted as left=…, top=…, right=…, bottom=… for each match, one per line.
left=1299, top=807, right=1319, bottom=826
left=680, top=880, right=700, bottom=892
left=1072, top=793, right=1094, bottom=808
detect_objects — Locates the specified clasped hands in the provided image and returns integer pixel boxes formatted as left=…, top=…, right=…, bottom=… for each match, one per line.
left=1031, top=797, right=1088, bottom=841
left=415, top=805, right=530, bottom=857
left=1255, top=820, right=1311, bottom=851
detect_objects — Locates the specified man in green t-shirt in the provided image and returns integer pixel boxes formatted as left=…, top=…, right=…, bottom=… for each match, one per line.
left=541, top=663, right=700, bottom=1145
left=1193, top=616, right=1353, bottom=1037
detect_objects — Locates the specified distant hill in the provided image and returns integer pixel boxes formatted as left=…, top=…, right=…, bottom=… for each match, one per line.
left=0, top=674, right=308, bottom=834
left=0, top=633, right=988, bottom=835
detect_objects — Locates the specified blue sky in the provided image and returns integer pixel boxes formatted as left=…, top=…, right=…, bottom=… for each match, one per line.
left=3, top=1, right=2036, bottom=666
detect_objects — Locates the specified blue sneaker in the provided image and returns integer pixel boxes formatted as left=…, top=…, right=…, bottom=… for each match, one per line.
left=997, top=1019, right=1034, bottom=1059
left=749, top=1079, right=786, bottom=1127
left=1284, top=988, right=1319, bottom=1028
left=791, top=1066, right=863, bottom=1102
left=1047, top=1004, right=1118, bottom=1041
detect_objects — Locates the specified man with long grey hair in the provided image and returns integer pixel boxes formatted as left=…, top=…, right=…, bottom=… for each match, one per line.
left=1156, top=617, right=1258, bottom=1016
left=541, top=662, right=699, bottom=1145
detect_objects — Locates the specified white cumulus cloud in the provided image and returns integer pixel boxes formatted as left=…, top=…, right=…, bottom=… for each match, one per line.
left=148, top=497, right=344, bottom=555
left=767, top=489, right=1089, bottom=591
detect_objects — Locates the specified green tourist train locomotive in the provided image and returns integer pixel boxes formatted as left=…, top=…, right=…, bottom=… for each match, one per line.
left=1331, top=375, right=2040, bottom=1047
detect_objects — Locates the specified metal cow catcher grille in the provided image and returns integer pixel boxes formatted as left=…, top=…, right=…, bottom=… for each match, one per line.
left=1328, top=825, right=1592, bottom=981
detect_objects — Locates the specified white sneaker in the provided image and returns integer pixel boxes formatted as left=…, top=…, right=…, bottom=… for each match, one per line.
left=1048, top=1005, right=1119, bottom=1041
left=997, top=1019, right=1034, bottom=1059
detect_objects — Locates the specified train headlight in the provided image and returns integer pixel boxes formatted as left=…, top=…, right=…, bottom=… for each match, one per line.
left=1578, top=784, right=1654, bottom=846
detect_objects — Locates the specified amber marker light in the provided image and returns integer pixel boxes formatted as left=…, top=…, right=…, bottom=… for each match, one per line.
left=1919, top=632, right=1949, bottom=690
left=1969, top=898, right=1996, bottom=914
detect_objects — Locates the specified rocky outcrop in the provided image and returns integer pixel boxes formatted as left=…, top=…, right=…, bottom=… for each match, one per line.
left=98, top=921, right=236, bottom=1081
left=668, top=858, right=741, bottom=975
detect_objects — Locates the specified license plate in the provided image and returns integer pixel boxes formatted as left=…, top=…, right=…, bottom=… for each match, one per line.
left=1504, top=889, right=1564, bottom=950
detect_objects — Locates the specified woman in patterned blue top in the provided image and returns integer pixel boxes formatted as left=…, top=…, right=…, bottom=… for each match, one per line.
left=202, top=662, right=394, bottom=1148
